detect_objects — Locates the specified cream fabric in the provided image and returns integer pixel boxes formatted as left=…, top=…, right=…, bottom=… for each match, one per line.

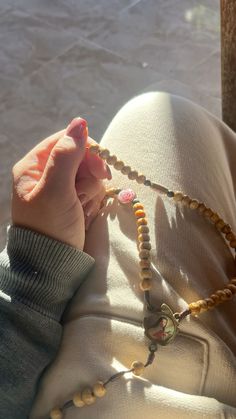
left=30, top=93, right=236, bottom=418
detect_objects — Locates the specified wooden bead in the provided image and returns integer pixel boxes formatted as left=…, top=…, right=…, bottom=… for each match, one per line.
left=203, top=208, right=213, bottom=218
left=215, top=219, right=225, bottom=230
left=189, top=302, right=201, bottom=314
left=210, top=213, right=220, bottom=223
left=128, top=170, right=139, bottom=180
left=140, top=278, right=152, bottom=291
left=198, top=203, right=206, bottom=214
left=182, top=195, right=191, bottom=206
left=137, top=218, right=148, bottom=226
left=197, top=299, right=208, bottom=311
left=137, top=174, right=146, bottom=184
left=114, top=160, right=125, bottom=170
left=230, top=240, right=236, bottom=248
left=231, top=278, right=236, bottom=285
left=81, top=388, right=96, bottom=405
left=205, top=298, right=215, bottom=308
left=222, top=224, right=231, bottom=234
left=106, top=155, right=117, bottom=165
left=210, top=293, right=221, bottom=304
left=226, top=232, right=235, bottom=241
left=131, top=361, right=145, bottom=376
left=189, top=199, right=199, bottom=209
left=89, top=144, right=100, bottom=154
left=173, top=192, right=184, bottom=202
left=50, top=408, right=63, bottom=419
left=93, top=381, right=106, bottom=398
left=135, top=210, right=146, bottom=218
left=226, top=284, right=236, bottom=293
left=223, top=288, right=233, bottom=299
left=121, top=165, right=131, bottom=175
left=133, top=203, right=144, bottom=211
left=73, top=392, right=85, bottom=407
left=139, top=259, right=151, bottom=268
left=139, top=241, right=151, bottom=251
left=99, top=148, right=110, bottom=159
left=216, top=290, right=227, bottom=300
left=138, top=233, right=150, bottom=242
left=139, top=249, right=150, bottom=259
left=138, top=225, right=149, bottom=234
left=139, top=268, right=152, bottom=279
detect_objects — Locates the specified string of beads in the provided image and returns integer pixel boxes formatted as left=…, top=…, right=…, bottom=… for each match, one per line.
left=49, top=143, right=236, bottom=419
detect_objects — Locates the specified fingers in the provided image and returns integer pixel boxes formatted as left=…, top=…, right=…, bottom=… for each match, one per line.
left=76, top=177, right=105, bottom=206
left=83, top=188, right=106, bottom=231
left=76, top=137, right=112, bottom=180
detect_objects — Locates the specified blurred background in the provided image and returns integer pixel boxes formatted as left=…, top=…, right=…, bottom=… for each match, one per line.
left=0, top=0, right=220, bottom=249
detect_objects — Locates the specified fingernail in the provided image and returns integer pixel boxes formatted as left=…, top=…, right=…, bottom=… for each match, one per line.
left=105, top=164, right=112, bottom=180
left=66, top=118, right=87, bottom=142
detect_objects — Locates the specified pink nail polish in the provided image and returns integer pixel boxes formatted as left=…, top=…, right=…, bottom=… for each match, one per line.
left=66, top=118, right=87, bottom=142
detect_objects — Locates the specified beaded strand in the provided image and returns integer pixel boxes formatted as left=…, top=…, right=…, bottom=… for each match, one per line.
left=49, top=144, right=236, bottom=419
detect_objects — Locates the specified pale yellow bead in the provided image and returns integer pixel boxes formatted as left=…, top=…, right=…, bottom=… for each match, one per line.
left=137, top=174, right=146, bottom=184
left=226, top=232, right=235, bottom=241
left=131, top=361, right=145, bottom=376
left=114, top=160, right=125, bottom=170
left=99, top=148, right=110, bottom=159
left=139, top=259, right=151, bottom=269
left=198, top=204, right=206, bottom=214
left=203, top=208, right=213, bottom=218
left=137, top=226, right=149, bottom=235
left=106, top=155, right=117, bottom=165
left=139, top=241, right=151, bottom=251
left=189, top=302, right=201, bottom=314
left=89, top=144, right=100, bottom=154
left=81, top=388, right=96, bottom=405
left=173, top=191, right=184, bottom=202
left=197, top=299, right=208, bottom=311
left=182, top=195, right=191, bottom=206
left=133, top=203, right=144, bottom=211
left=189, top=199, right=199, bottom=209
left=226, top=284, right=236, bottom=294
left=128, top=170, right=139, bottom=180
left=223, top=288, right=233, bottom=299
left=138, top=233, right=150, bottom=242
left=73, top=392, right=85, bottom=407
left=121, top=165, right=132, bottom=175
left=215, top=219, right=225, bottom=230
left=50, top=408, right=63, bottom=419
left=210, top=213, right=220, bottom=223
left=139, top=269, right=152, bottom=279
left=139, top=249, right=150, bottom=259
left=140, top=278, right=152, bottom=291
left=210, top=293, right=221, bottom=304
left=137, top=217, right=148, bottom=227
left=93, top=381, right=106, bottom=398
left=222, top=224, right=231, bottom=234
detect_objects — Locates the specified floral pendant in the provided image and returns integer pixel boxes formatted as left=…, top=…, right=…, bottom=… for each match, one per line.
left=144, top=304, right=179, bottom=346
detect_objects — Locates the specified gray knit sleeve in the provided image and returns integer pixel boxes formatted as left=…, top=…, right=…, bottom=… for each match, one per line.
left=0, top=225, right=95, bottom=418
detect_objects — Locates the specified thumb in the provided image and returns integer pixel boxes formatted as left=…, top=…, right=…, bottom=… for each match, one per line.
left=42, top=118, right=88, bottom=193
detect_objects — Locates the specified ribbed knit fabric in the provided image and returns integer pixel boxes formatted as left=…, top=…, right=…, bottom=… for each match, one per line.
left=30, top=93, right=236, bottom=419
left=0, top=225, right=94, bottom=418
left=0, top=225, right=94, bottom=321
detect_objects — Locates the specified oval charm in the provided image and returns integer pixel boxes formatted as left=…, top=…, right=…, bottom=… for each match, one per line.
left=144, top=304, right=179, bottom=346
left=118, top=188, right=136, bottom=204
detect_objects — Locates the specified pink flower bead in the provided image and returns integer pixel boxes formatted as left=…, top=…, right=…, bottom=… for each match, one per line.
left=118, top=189, right=136, bottom=204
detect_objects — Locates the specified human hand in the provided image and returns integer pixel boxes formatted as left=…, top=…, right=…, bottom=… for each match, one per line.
left=11, top=118, right=110, bottom=250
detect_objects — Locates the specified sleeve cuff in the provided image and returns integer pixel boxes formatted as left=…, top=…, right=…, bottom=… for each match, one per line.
left=0, top=225, right=95, bottom=321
